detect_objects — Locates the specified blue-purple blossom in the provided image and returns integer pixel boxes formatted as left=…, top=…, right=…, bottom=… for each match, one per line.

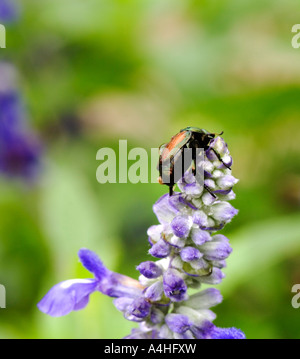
left=180, top=246, right=202, bottom=262
left=0, top=0, right=18, bottom=23
left=38, top=249, right=144, bottom=317
left=38, top=134, right=245, bottom=339
left=136, top=261, right=162, bottom=279
left=208, top=326, right=246, bottom=339
left=148, top=238, right=171, bottom=258
left=37, top=279, right=98, bottom=317
left=144, top=281, right=164, bottom=301
left=165, top=314, right=192, bottom=334
left=0, top=63, right=41, bottom=181
left=163, top=268, right=188, bottom=302
left=171, top=215, right=192, bottom=238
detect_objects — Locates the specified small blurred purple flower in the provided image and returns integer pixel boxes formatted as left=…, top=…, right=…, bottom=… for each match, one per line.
left=0, top=63, right=42, bottom=181
left=0, top=0, right=18, bottom=23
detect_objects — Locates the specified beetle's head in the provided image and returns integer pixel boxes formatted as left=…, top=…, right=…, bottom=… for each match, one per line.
left=204, top=131, right=224, bottom=146
left=209, top=130, right=224, bottom=139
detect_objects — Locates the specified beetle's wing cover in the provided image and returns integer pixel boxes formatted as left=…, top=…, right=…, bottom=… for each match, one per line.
left=160, top=131, right=191, bottom=163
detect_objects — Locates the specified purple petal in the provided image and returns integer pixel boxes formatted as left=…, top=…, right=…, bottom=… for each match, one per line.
left=144, top=281, right=164, bottom=301
left=0, top=0, right=18, bottom=23
left=211, top=259, right=227, bottom=269
left=185, top=288, right=223, bottom=309
left=212, top=189, right=233, bottom=195
left=193, top=211, right=209, bottom=227
left=191, top=228, right=211, bottom=245
left=149, top=239, right=171, bottom=258
left=128, top=297, right=151, bottom=318
left=137, top=261, right=162, bottom=279
left=73, top=295, right=91, bottom=311
left=98, top=271, right=144, bottom=298
left=157, top=324, right=173, bottom=339
left=165, top=314, right=192, bottom=334
left=0, top=93, right=42, bottom=181
left=210, top=327, right=246, bottom=339
left=206, top=148, right=218, bottom=161
left=37, top=279, right=98, bottom=317
left=201, top=239, right=232, bottom=261
left=150, top=308, right=164, bottom=324
left=191, top=320, right=215, bottom=339
left=171, top=215, right=192, bottom=238
left=202, top=192, right=217, bottom=206
left=212, top=234, right=229, bottom=242
left=163, top=269, right=187, bottom=302
left=113, top=297, right=134, bottom=311
left=211, top=202, right=238, bottom=222
left=153, top=194, right=179, bottom=224
left=178, top=195, right=198, bottom=210
left=217, top=175, right=239, bottom=189
left=210, top=137, right=229, bottom=156
left=178, top=175, right=204, bottom=196
left=147, top=225, right=163, bottom=242
left=78, top=248, right=108, bottom=280
left=153, top=193, right=189, bottom=224
left=199, top=268, right=225, bottom=285
left=180, top=247, right=202, bottom=262
left=218, top=155, right=233, bottom=169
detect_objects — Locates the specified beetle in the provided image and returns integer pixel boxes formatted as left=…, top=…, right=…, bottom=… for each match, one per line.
left=157, top=127, right=230, bottom=196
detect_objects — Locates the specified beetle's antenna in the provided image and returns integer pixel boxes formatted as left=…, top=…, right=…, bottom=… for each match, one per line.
left=219, top=131, right=224, bottom=136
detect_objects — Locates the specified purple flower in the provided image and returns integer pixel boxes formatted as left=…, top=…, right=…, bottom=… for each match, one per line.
left=171, top=215, right=192, bottom=238
left=165, top=314, right=192, bottom=334
left=128, top=297, right=151, bottom=319
left=37, top=279, right=98, bottom=317
left=163, top=269, right=187, bottom=302
left=136, top=261, right=162, bottom=279
left=0, top=0, right=18, bottom=23
left=191, top=228, right=211, bottom=245
left=208, top=326, right=246, bottom=339
left=211, top=202, right=239, bottom=223
left=199, top=268, right=225, bottom=285
left=38, top=249, right=144, bottom=317
left=38, top=134, right=245, bottom=339
left=165, top=310, right=245, bottom=340
left=149, top=239, right=171, bottom=258
left=200, top=235, right=232, bottom=261
left=185, top=288, right=223, bottom=309
left=0, top=64, right=42, bottom=181
left=180, top=247, right=202, bottom=262
left=144, top=281, right=164, bottom=301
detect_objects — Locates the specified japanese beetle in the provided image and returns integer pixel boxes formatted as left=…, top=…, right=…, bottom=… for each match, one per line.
left=158, top=127, right=230, bottom=196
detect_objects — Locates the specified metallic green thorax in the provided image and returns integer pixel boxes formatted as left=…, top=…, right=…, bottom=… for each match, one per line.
left=180, top=127, right=210, bottom=134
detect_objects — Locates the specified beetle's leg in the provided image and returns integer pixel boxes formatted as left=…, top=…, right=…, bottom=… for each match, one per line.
left=169, top=185, right=174, bottom=196
left=204, top=184, right=217, bottom=199
left=191, top=146, right=197, bottom=177
left=192, top=165, right=196, bottom=177
left=211, top=148, right=231, bottom=170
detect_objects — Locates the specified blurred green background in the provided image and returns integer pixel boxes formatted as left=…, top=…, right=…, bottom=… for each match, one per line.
left=1, top=0, right=300, bottom=339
